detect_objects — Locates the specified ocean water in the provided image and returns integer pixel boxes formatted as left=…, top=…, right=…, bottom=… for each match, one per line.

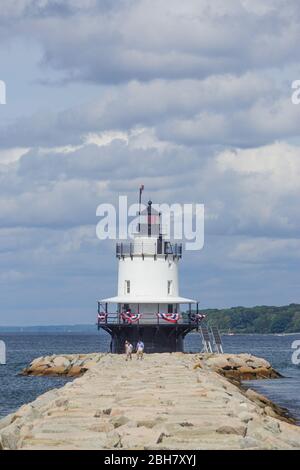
left=0, top=332, right=299, bottom=423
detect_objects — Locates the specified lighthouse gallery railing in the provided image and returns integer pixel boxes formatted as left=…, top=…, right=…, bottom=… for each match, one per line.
left=116, top=241, right=182, bottom=258
left=97, top=311, right=201, bottom=327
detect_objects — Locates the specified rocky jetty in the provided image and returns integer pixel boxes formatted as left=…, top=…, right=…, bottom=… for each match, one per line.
left=194, top=353, right=282, bottom=381
left=1, top=353, right=299, bottom=450
left=21, top=352, right=281, bottom=381
left=20, top=353, right=104, bottom=377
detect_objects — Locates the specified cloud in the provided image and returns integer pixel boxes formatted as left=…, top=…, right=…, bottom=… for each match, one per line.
left=230, top=237, right=300, bottom=265
left=217, top=141, right=300, bottom=189
left=1, top=1, right=300, bottom=84
left=201, top=142, right=300, bottom=238
left=0, top=0, right=300, bottom=320
left=0, top=72, right=290, bottom=150
left=0, top=135, right=299, bottom=321
left=158, top=96, right=300, bottom=147
left=0, top=131, right=299, bottom=242
left=0, top=147, right=29, bottom=165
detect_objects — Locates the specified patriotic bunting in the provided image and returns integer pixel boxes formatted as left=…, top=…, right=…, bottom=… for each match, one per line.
left=157, top=313, right=180, bottom=323
left=121, top=312, right=141, bottom=323
left=196, top=314, right=206, bottom=320
left=190, top=313, right=206, bottom=322
left=97, top=312, right=108, bottom=322
left=97, top=311, right=203, bottom=325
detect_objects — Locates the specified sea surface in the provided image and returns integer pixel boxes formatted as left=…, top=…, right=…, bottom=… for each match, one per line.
left=0, top=332, right=300, bottom=423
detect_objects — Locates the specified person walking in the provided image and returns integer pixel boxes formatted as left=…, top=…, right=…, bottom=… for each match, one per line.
left=136, top=339, right=144, bottom=360
left=125, top=340, right=133, bottom=361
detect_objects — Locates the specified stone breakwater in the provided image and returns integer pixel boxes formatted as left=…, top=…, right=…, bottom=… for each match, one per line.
left=20, top=352, right=282, bottom=381
left=0, top=353, right=300, bottom=450
left=20, top=353, right=104, bottom=377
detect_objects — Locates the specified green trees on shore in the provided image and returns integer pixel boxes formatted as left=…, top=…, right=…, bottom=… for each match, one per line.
left=200, top=303, right=300, bottom=334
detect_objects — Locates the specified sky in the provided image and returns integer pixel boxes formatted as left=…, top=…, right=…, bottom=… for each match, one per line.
left=0, top=0, right=300, bottom=325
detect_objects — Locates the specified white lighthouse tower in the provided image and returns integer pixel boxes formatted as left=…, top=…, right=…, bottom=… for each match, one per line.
left=98, top=191, right=200, bottom=353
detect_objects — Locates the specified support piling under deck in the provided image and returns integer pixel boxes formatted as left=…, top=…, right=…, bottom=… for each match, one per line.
left=98, top=314, right=200, bottom=353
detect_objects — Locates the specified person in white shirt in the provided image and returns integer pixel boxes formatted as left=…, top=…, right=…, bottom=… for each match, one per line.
left=136, top=340, right=144, bottom=360
left=125, top=340, right=133, bottom=361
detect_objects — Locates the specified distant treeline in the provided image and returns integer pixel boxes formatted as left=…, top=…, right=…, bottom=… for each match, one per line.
left=200, top=304, right=300, bottom=334
left=1, top=304, right=300, bottom=334
left=0, top=325, right=96, bottom=333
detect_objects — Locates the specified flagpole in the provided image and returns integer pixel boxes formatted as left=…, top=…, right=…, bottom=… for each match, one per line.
left=138, top=185, right=144, bottom=233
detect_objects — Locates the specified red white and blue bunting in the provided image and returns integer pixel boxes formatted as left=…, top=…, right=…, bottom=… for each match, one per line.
left=121, top=312, right=141, bottom=323
left=157, top=313, right=180, bottom=323
left=190, top=313, right=206, bottom=322
left=196, top=314, right=206, bottom=321
left=97, top=312, right=108, bottom=323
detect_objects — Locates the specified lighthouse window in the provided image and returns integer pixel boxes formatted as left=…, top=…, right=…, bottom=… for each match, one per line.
left=168, top=304, right=173, bottom=313
left=125, top=280, right=130, bottom=294
left=167, top=280, right=173, bottom=295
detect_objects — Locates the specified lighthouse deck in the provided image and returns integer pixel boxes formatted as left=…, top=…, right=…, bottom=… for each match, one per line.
left=97, top=312, right=201, bottom=326
left=98, top=318, right=199, bottom=353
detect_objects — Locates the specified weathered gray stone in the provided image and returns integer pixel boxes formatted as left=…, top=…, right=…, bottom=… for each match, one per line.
left=205, top=356, right=230, bottom=369
left=264, top=406, right=279, bottom=419
left=240, top=436, right=260, bottom=449
left=0, top=414, right=14, bottom=431
left=238, top=411, right=254, bottom=424
left=67, top=365, right=84, bottom=377
left=264, top=418, right=281, bottom=434
left=245, top=388, right=268, bottom=405
left=94, top=408, right=112, bottom=417
left=105, top=431, right=122, bottom=448
left=89, top=422, right=114, bottom=433
left=53, top=356, right=71, bottom=369
left=30, top=356, right=43, bottom=367
left=0, top=423, right=21, bottom=450
left=216, top=425, right=247, bottom=436
left=156, top=431, right=170, bottom=444
left=55, top=398, right=69, bottom=408
left=246, top=356, right=270, bottom=369
left=110, top=415, right=130, bottom=429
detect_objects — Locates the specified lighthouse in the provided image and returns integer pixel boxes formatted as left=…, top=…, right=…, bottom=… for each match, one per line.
left=97, top=190, right=201, bottom=353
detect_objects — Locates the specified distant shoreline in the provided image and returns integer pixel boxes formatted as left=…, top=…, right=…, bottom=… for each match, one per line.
left=0, top=325, right=98, bottom=333
left=0, top=302, right=300, bottom=334
left=1, top=328, right=300, bottom=335
left=0, top=329, right=300, bottom=335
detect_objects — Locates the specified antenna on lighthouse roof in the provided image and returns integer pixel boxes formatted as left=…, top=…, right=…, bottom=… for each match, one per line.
left=138, top=184, right=144, bottom=233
